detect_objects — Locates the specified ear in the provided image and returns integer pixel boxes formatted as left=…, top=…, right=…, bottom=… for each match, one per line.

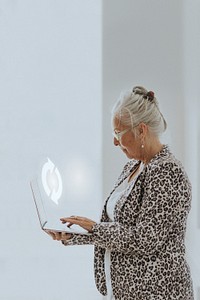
left=138, top=123, right=148, bottom=137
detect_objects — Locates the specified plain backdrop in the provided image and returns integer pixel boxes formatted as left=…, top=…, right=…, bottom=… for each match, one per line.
left=0, top=1, right=102, bottom=299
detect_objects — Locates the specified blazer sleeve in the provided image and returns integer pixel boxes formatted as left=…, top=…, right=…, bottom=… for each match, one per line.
left=61, top=233, right=95, bottom=246
left=91, top=161, right=192, bottom=255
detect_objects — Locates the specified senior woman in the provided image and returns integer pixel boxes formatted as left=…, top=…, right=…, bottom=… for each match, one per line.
left=47, top=86, right=194, bottom=299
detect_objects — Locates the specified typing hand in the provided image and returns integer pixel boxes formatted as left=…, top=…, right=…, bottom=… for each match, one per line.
left=45, top=230, right=72, bottom=241
left=60, top=216, right=96, bottom=233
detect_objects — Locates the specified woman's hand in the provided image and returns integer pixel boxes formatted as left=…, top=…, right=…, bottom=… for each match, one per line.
left=60, top=216, right=96, bottom=233
left=45, top=230, right=72, bottom=241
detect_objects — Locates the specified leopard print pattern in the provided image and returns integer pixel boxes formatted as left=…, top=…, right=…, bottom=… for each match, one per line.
left=62, top=145, right=194, bottom=299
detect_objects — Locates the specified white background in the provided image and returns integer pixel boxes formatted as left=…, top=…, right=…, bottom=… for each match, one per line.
left=0, top=1, right=102, bottom=299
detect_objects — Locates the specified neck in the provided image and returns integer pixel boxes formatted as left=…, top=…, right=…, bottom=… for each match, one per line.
left=142, top=140, right=163, bottom=165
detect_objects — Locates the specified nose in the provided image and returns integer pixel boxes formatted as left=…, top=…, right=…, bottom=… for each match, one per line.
left=114, top=137, right=120, bottom=146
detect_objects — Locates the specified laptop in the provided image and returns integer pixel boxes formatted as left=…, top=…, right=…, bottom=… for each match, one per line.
left=30, top=177, right=89, bottom=235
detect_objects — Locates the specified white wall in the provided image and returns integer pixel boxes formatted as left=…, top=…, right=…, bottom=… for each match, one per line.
left=0, top=1, right=102, bottom=299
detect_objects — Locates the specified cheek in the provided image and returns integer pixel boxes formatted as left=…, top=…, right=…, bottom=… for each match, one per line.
left=121, top=137, right=140, bottom=152
left=121, top=135, right=135, bottom=147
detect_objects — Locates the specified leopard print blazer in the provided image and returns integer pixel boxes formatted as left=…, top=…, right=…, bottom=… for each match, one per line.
left=62, top=145, right=194, bottom=299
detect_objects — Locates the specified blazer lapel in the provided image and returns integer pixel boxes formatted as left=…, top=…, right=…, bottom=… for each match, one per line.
left=101, top=160, right=141, bottom=222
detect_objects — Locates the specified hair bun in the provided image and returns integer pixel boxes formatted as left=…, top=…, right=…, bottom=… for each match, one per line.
left=132, top=86, right=155, bottom=103
left=146, top=91, right=154, bottom=102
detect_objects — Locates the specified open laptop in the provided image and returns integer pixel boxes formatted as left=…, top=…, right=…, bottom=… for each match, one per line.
left=30, top=177, right=89, bottom=235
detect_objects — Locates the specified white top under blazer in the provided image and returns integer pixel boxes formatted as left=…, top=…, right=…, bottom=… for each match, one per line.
left=104, top=162, right=144, bottom=300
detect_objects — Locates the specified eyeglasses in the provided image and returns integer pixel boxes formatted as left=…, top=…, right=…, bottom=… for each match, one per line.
left=112, top=128, right=130, bottom=141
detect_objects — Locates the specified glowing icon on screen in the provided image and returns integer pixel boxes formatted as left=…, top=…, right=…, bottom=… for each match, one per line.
left=41, top=158, right=63, bottom=205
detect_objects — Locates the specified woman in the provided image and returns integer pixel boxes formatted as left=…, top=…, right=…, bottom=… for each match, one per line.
left=47, top=86, right=194, bottom=299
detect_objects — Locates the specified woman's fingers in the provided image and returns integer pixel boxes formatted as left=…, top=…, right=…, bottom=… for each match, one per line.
left=45, top=230, right=56, bottom=240
left=54, top=231, right=62, bottom=240
left=60, top=218, right=67, bottom=223
left=46, top=231, right=52, bottom=238
left=60, top=216, right=80, bottom=225
left=60, top=216, right=96, bottom=233
left=45, top=230, right=72, bottom=241
left=60, top=217, right=78, bottom=224
left=60, top=216, right=87, bottom=225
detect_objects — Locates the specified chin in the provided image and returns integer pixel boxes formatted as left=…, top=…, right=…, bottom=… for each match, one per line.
left=124, top=151, right=133, bottom=159
left=121, top=148, right=134, bottom=159
left=125, top=151, right=137, bottom=160
left=126, top=154, right=134, bottom=159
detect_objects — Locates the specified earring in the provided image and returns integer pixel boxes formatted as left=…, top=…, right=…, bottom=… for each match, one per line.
left=141, top=144, right=144, bottom=149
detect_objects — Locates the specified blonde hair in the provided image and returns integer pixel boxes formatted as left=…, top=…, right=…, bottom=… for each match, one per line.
left=112, top=86, right=167, bottom=137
